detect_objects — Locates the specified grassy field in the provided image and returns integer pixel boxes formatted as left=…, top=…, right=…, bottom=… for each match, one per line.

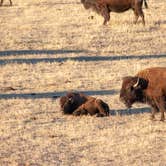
left=0, top=0, right=166, bottom=165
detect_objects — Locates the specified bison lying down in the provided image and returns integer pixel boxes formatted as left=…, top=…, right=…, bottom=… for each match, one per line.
left=120, top=67, right=166, bottom=121
left=60, top=92, right=109, bottom=116
left=81, top=0, right=148, bottom=25
left=0, top=0, right=12, bottom=6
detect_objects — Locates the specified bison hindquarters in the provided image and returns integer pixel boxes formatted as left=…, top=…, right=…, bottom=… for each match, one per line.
left=73, top=99, right=109, bottom=116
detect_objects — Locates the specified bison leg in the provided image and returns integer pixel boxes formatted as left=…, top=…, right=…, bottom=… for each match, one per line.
left=0, top=0, right=3, bottom=6
left=140, top=10, right=145, bottom=26
left=150, top=106, right=158, bottom=120
left=136, top=4, right=145, bottom=25
left=134, top=0, right=145, bottom=25
left=9, top=0, right=12, bottom=6
left=95, top=99, right=109, bottom=116
left=144, top=0, right=148, bottom=9
left=73, top=105, right=88, bottom=116
left=100, top=5, right=110, bottom=25
left=157, top=99, right=165, bottom=121
left=152, top=98, right=166, bottom=121
left=133, top=10, right=139, bottom=24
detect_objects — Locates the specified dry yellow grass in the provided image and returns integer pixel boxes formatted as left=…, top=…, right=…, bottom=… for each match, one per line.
left=0, top=0, right=166, bottom=165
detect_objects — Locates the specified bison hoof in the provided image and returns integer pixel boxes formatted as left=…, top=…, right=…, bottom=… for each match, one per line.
left=96, top=113, right=105, bottom=117
left=150, top=115, right=156, bottom=121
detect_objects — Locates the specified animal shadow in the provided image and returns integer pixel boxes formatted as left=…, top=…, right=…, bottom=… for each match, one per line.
left=110, top=107, right=151, bottom=116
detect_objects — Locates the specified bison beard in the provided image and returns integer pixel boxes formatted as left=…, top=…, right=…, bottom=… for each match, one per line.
left=59, top=92, right=109, bottom=116
left=120, top=67, right=166, bottom=121
left=81, top=0, right=148, bottom=25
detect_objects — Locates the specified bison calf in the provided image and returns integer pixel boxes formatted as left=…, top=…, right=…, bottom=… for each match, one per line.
left=60, top=92, right=109, bottom=116
left=120, top=67, right=166, bottom=121
left=81, top=0, right=148, bottom=25
left=0, top=0, right=12, bottom=6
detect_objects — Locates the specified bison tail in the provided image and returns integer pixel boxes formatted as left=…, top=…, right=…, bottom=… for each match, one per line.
left=144, top=0, right=148, bottom=9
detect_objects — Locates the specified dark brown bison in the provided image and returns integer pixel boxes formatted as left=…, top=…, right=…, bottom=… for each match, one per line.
left=81, top=0, right=148, bottom=25
left=0, top=0, right=12, bottom=6
left=120, top=67, right=166, bottom=121
left=59, top=92, right=109, bottom=116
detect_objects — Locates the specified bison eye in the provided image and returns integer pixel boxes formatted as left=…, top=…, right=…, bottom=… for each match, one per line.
left=127, top=86, right=134, bottom=92
left=68, top=97, right=74, bottom=104
left=130, top=86, right=134, bottom=91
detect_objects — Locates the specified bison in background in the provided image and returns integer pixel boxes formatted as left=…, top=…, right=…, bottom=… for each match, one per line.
left=60, top=92, right=109, bottom=117
left=120, top=67, right=166, bottom=121
left=81, top=0, right=148, bottom=25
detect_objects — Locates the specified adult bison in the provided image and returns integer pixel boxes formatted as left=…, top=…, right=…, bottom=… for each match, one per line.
left=120, top=67, right=166, bottom=121
left=0, top=0, right=12, bottom=6
left=60, top=92, right=109, bottom=116
left=81, top=0, right=148, bottom=25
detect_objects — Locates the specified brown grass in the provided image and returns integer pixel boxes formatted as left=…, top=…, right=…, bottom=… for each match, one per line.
left=0, top=0, right=166, bottom=165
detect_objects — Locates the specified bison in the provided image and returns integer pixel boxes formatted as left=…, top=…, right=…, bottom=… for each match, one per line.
left=120, top=67, right=166, bottom=121
left=59, top=92, right=109, bottom=116
left=0, top=0, right=12, bottom=6
left=81, top=0, right=148, bottom=25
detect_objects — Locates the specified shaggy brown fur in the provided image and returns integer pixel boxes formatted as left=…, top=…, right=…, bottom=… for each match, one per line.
left=120, top=67, right=166, bottom=121
left=59, top=92, right=109, bottom=116
left=0, top=0, right=12, bottom=6
left=81, top=0, right=148, bottom=25
left=59, top=92, right=88, bottom=114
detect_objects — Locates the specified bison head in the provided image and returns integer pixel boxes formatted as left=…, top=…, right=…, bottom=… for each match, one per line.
left=59, top=94, right=77, bottom=114
left=59, top=92, right=84, bottom=114
left=120, top=76, right=148, bottom=108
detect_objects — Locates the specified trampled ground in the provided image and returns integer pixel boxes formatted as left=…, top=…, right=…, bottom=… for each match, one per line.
left=0, top=0, right=166, bottom=165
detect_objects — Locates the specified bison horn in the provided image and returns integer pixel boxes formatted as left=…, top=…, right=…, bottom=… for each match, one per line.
left=133, top=77, right=140, bottom=88
left=68, top=97, right=72, bottom=101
